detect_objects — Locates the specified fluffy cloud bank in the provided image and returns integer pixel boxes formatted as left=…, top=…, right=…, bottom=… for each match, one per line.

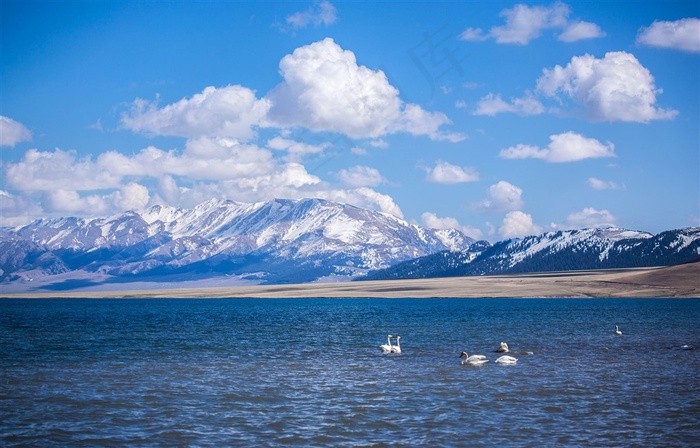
left=459, top=2, right=604, bottom=45
left=0, top=116, right=32, bottom=147
left=499, top=132, right=615, bottom=163
left=637, top=18, right=700, bottom=53
left=536, top=51, right=677, bottom=122
left=1, top=138, right=404, bottom=225
left=474, top=51, right=676, bottom=123
left=121, top=85, right=271, bottom=141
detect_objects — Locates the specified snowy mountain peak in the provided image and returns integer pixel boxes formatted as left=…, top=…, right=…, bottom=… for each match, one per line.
left=141, top=204, right=185, bottom=225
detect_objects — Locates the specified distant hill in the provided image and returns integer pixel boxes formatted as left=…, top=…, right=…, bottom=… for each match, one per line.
left=362, top=227, right=700, bottom=281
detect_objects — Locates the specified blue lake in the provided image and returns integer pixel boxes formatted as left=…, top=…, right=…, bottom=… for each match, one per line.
left=1, top=298, right=699, bottom=447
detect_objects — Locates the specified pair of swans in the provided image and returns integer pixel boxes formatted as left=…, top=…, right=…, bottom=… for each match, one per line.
left=459, top=351, right=518, bottom=366
left=460, top=341, right=518, bottom=366
left=379, top=334, right=402, bottom=353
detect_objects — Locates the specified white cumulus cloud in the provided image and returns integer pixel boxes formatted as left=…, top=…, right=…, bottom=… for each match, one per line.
left=0, top=190, right=43, bottom=227
left=42, top=189, right=110, bottom=215
left=536, top=51, right=678, bottom=122
left=424, top=160, right=479, bottom=184
left=558, top=21, right=605, bottom=42
left=6, top=148, right=123, bottom=191
left=121, top=85, right=271, bottom=141
left=112, top=182, right=151, bottom=211
left=41, top=183, right=151, bottom=215
left=475, top=181, right=525, bottom=213
left=637, top=18, right=700, bottom=52
left=0, top=116, right=32, bottom=147
left=499, top=132, right=615, bottom=163
left=266, top=38, right=463, bottom=141
left=490, top=2, right=569, bottom=44
left=499, top=211, right=542, bottom=239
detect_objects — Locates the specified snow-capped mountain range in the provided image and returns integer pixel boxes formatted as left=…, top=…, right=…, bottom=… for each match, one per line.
left=1, top=197, right=698, bottom=292
left=0, top=198, right=474, bottom=289
left=364, top=226, right=700, bottom=281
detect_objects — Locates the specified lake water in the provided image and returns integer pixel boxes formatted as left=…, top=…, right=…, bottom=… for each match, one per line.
left=1, top=298, right=699, bottom=447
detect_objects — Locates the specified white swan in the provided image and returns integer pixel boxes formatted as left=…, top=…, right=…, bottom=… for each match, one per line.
left=495, top=355, right=518, bottom=365
left=380, top=335, right=394, bottom=353
left=459, top=351, right=489, bottom=366
left=496, top=342, right=510, bottom=353
left=615, top=325, right=622, bottom=336
left=390, top=336, right=401, bottom=353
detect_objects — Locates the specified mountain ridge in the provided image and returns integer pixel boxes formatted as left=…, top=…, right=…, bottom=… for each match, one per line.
left=1, top=198, right=698, bottom=293
left=362, top=226, right=700, bottom=281
left=0, top=197, right=475, bottom=289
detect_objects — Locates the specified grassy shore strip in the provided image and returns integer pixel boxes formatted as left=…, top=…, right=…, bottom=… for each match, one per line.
left=1, top=263, right=698, bottom=299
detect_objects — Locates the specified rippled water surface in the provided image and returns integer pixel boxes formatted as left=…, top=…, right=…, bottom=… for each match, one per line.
left=2, top=298, right=699, bottom=447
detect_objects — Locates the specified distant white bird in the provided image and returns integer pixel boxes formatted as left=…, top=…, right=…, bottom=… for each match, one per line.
left=495, top=355, right=518, bottom=365
left=496, top=342, right=510, bottom=353
left=390, top=336, right=402, bottom=353
left=459, top=351, right=489, bottom=366
left=380, top=335, right=394, bottom=353
left=615, top=325, right=622, bottom=336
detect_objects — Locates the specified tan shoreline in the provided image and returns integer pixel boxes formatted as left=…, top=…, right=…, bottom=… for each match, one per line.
left=2, top=263, right=698, bottom=299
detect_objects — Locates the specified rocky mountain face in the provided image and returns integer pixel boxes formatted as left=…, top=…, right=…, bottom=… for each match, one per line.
left=0, top=198, right=474, bottom=287
left=363, top=227, right=700, bottom=281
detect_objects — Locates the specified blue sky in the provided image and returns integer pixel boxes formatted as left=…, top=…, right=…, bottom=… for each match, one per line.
left=2, top=1, right=698, bottom=240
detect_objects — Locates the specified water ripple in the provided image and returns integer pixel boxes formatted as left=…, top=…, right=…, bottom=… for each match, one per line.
left=1, top=298, right=699, bottom=446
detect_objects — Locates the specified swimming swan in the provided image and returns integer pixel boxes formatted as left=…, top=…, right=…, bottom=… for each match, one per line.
left=380, top=335, right=394, bottom=353
left=495, top=355, right=518, bottom=365
left=615, top=326, right=622, bottom=336
left=390, top=336, right=401, bottom=353
left=496, top=342, right=510, bottom=353
left=459, top=351, right=489, bottom=366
